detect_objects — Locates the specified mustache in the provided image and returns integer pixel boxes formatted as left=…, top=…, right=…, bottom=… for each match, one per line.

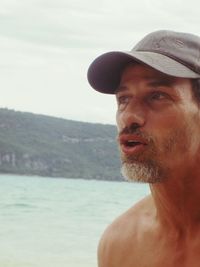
left=118, top=124, right=154, bottom=143
left=118, top=123, right=146, bottom=136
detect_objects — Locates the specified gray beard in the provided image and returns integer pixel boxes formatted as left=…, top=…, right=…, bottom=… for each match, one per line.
left=118, top=122, right=190, bottom=184
left=121, top=162, right=166, bottom=183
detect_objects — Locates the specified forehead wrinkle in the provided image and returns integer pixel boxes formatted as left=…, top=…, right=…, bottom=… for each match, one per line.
left=117, top=64, right=191, bottom=95
left=146, top=77, right=177, bottom=87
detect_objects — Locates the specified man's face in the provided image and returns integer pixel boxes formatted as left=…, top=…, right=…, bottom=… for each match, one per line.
left=116, top=63, right=200, bottom=183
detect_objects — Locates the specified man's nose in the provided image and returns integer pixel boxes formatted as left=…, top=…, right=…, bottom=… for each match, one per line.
left=117, top=102, right=146, bottom=130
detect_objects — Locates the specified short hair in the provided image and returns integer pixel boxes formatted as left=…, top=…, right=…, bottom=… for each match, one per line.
left=191, top=79, right=200, bottom=102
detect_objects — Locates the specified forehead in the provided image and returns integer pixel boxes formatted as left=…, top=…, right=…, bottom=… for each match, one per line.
left=116, top=63, right=193, bottom=97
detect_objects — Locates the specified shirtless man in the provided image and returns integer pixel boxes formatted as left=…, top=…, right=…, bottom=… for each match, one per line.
left=87, top=30, right=200, bottom=266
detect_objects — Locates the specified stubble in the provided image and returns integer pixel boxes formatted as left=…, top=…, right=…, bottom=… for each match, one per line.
left=119, top=127, right=189, bottom=183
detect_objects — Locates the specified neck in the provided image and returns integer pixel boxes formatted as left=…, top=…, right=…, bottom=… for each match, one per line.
left=150, top=168, right=200, bottom=235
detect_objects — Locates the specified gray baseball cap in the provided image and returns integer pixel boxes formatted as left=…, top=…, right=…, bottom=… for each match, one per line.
left=87, top=30, right=200, bottom=94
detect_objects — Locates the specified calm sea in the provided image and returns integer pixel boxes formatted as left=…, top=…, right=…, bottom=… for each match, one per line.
left=0, top=174, right=150, bottom=267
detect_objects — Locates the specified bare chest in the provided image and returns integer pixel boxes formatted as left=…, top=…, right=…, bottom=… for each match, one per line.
left=115, top=234, right=200, bottom=267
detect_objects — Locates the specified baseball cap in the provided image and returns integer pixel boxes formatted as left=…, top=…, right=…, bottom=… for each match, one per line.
left=87, top=30, right=200, bottom=94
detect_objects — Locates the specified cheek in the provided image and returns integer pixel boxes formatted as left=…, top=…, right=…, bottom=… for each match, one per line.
left=163, top=128, right=188, bottom=154
left=146, top=113, right=188, bottom=150
left=158, top=117, right=195, bottom=157
left=146, top=113, right=179, bottom=134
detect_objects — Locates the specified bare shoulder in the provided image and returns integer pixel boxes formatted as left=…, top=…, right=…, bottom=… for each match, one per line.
left=98, top=195, right=155, bottom=267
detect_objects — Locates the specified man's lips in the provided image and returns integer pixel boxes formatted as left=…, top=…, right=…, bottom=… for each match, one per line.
left=118, top=134, right=148, bottom=155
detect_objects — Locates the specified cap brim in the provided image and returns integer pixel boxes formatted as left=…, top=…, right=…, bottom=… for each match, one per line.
left=87, top=51, right=200, bottom=94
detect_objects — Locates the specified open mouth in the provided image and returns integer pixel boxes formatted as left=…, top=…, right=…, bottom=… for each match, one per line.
left=124, top=140, right=143, bottom=147
left=119, top=134, right=147, bottom=155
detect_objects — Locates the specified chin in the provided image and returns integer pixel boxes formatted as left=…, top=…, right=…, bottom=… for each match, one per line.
left=121, top=162, right=166, bottom=183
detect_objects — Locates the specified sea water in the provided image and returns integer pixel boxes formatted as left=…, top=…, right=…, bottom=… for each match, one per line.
left=0, top=174, right=150, bottom=267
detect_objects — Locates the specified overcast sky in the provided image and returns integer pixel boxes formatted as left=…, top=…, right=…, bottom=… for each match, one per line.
left=0, top=0, right=200, bottom=124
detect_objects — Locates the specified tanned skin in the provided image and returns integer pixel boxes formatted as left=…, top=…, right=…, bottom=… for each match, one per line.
left=98, top=64, right=200, bottom=267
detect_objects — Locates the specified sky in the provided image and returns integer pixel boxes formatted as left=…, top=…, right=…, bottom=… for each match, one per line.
left=0, top=0, right=200, bottom=124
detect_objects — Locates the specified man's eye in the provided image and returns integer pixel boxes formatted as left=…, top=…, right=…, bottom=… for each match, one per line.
left=116, top=95, right=130, bottom=110
left=117, top=95, right=130, bottom=104
left=149, top=92, right=169, bottom=101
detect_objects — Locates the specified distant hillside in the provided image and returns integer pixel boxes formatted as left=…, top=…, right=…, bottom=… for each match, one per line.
left=0, top=108, right=122, bottom=181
